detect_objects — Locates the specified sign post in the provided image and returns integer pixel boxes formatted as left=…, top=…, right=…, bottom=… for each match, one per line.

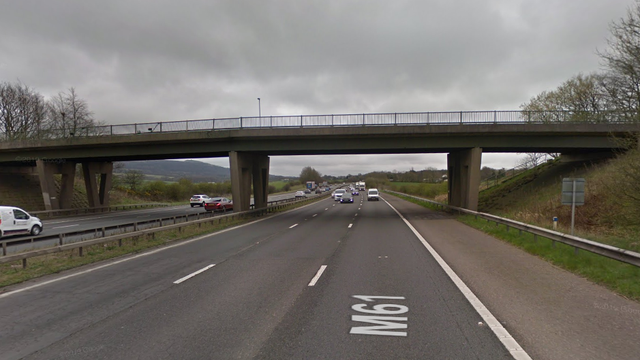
left=562, top=178, right=585, bottom=235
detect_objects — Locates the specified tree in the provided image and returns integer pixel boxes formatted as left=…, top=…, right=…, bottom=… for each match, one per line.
left=0, top=82, right=46, bottom=140
left=598, top=1, right=640, bottom=119
left=521, top=73, right=608, bottom=123
left=46, top=87, right=102, bottom=138
left=299, top=166, right=323, bottom=183
left=123, top=170, right=145, bottom=192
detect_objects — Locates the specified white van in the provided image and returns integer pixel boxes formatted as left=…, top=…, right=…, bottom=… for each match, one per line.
left=0, top=206, right=43, bottom=238
left=367, top=188, right=380, bottom=201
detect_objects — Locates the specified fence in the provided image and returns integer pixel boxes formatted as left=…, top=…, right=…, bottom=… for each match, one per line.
left=3, top=110, right=637, bottom=141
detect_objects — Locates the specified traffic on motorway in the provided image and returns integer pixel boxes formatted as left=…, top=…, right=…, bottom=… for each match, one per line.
left=1, top=184, right=639, bottom=359
left=0, top=190, right=330, bottom=255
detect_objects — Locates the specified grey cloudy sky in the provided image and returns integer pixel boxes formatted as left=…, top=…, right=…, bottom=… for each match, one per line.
left=1, top=0, right=633, bottom=176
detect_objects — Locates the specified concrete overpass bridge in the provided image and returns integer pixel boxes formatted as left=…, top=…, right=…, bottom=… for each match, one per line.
left=1, top=110, right=638, bottom=212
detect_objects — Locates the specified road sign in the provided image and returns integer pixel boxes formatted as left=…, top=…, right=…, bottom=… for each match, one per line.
left=562, top=178, right=585, bottom=235
left=562, top=178, right=585, bottom=205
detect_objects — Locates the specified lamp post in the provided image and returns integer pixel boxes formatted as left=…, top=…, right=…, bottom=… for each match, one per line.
left=257, top=98, right=261, bottom=117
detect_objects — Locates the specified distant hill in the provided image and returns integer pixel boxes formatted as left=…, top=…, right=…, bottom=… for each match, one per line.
left=115, top=160, right=289, bottom=183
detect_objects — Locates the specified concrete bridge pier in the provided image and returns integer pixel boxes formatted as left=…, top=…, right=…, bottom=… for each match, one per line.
left=229, top=151, right=270, bottom=212
left=82, top=162, right=113, bottom=208
left=36, top=160, right=77, bottom=210
left=447, top=147, right=482, bottom=211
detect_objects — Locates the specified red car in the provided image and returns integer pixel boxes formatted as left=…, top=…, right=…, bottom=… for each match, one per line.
left=204, top=197, right=233, bottom=212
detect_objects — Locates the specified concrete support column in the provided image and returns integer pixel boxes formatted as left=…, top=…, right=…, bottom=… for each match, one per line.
left=252, top=154, right=270, bottom=209
left=82, top=162, right=113, bottom=208
left=229, top=151, right=270, bottom=212
left=36, top=160, right=76, bottom=210
left=447, top=147, right=482, bottom=211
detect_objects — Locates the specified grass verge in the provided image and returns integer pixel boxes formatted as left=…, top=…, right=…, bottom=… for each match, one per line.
left=386, top=191, right=640, bottom=302
left=0, top=195, right=328, bottom=289
left=458, top=215, right=640, bottom=302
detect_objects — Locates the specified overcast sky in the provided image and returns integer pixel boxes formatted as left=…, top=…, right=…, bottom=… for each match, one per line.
left=1, top=0, right=633, bottom=176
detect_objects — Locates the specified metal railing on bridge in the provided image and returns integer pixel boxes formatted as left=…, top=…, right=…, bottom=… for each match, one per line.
left=4, top=110, right=637, bottom=140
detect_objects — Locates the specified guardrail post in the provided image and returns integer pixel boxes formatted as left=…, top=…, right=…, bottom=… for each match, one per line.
left=119, top=239, right=122, bottom=247
left=79, top=247, right=83, bottom=257
left=22, top=258, right=27, bottom=269
left=134, top=222, right=138, bottom=231
left=574, top=247, right=579, bottom=255
left=59, top=234, right=64, bottom=246
left=102, top=227, right=106, bottom=237
left=534, top=234, right=538, bottom=242
left=173, top=216, right=176, bottom=224
left=2, top=242, right=6, bottom=256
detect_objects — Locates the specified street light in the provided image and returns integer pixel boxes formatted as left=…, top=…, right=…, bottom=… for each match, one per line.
left=257, top=98, right=261, bottom=117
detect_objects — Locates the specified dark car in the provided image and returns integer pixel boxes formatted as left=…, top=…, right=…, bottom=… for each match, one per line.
left=340, top=192, right=354, bottom=203
left=315, top=188, right=322, bottom=194
left=204, top=197, right=233, bottom=212
left=352, top=190, right=359, bottom=196
left=304, top=188, right=312, bottom=194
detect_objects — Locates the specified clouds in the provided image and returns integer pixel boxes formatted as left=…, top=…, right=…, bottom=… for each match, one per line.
left=0, top=0, right=634, bottom=175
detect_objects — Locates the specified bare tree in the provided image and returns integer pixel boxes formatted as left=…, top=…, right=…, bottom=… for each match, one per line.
left=0, top=82, right=46, bottom=140
left=517, top=153, right=548, bottom=169
left=45, top=87, right=101, bottom=138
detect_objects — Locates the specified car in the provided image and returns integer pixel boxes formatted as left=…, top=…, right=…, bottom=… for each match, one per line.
left=204, top=197, right=233, bottom=212
left=190, top=194, right=210, bottom=207
left=315, top=188, right=322, bottom=194
left=295, top=190, right=306, bottom=198
left=340, top=192, right=354, bottom=203
left=304, top=189, right=312, bottom=194
left=325, top=187, right=331, bottom=191
left=367, top=188, right=380, bottom=201
left=352, top=190, right=359, bottom=196
left=0, top=206, right=43, bottom=238
left=333, top=189, right=347, bottom=201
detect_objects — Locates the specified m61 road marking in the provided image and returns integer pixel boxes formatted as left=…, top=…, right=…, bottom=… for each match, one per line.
left=350, top=295, right=408, bottom=337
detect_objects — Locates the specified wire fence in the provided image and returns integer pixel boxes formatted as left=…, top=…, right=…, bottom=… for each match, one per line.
left=2, top=110, right=637, bottom=141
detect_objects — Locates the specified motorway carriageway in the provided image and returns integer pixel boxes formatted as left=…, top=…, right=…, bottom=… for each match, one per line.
left=5, top=192, right=317, bottom=254
left=1, top=194, right=640, bottom=359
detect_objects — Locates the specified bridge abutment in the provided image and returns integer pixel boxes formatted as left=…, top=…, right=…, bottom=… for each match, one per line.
left=82, top=162, right=113, bottom=208
left=229, top=152, right=270, bottom=212
left=447, top=147, right=482, bottom=211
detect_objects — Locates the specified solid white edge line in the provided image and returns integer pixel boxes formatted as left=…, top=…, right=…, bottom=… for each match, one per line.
left=173, top=264, right=216, bottom=284
left=0, top=198, right=328, bottom=299
left=308, top=265, right=327, bottom=286
left=382, top=198, right=532, bottom=360
left=289, top=224, right=298, bottom=228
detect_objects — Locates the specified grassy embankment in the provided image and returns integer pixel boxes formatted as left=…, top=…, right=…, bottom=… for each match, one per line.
left=387, top=155, right=640, bottom=301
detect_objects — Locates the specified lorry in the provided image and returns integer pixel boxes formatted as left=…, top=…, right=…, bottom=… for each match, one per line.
left=306, top=181, right=316, bottom=190
left=356, top=181, right=366, bottom=191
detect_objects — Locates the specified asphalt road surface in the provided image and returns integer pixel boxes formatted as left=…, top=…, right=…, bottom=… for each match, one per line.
left=4, top=191, right=325, bottom=254
left=0, top=193, right=517, bottom=359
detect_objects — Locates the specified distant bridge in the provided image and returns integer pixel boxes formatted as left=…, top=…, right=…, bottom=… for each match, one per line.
left=1, top=110, right=638, bottom=212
